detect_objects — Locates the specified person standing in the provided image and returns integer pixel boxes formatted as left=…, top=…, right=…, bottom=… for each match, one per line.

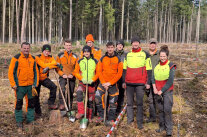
left=152, top=45, right=176, bottom=136
left=8, top=42, right=39, bottom=131
left=123, top=36, right=152, bottom=129
left=34, top=44, right=58, bottom=118
left=73, top=45, right=99, bottom=122
left=115, top=39, right=127, bottom=115
left=80, top=34, right=102, bottom=61
left=95, top=42, right=123, bottom=125
left=146, top=38, right=160, bottom=123
left=56, top=40, right=78, bottom=110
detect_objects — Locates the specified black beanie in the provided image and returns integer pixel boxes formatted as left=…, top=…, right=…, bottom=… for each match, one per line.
left=116, top=39, right=125, bottom=47
left=131, top=36, right=140, bottom=44
left=42, top=44, right=51, bottom=52
left=82, top=45, right=91, bottom=53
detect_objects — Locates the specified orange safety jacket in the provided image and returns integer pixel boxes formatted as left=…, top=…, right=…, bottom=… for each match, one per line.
left=56, top=50, right=78, bottom=76
left=8, top=52, right=39, bottom=87
left=98, top=52, right=123, bottom=85
left=80, top=46, right=102, bottom=61
left=35, top=53, right=57, bottom=81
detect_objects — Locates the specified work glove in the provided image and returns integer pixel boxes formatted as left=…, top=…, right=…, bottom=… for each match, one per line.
left=32, top=86, right=38, bottom=96
left=87, top=79, right=93, bottom=85
left=82, top=78, right=87, bottom=84
left=42, top=67, right=49, bottom=74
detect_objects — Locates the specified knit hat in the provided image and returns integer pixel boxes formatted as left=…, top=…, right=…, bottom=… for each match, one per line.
left=131, top=36, right=140, bottom=44
left=116, top=39, right=125, bottom=47
left=85, top=34, right=94, bottom=43
left=42, top=44, right=51, bottom=52
left=82, top=45, right=91, bottom=53
left=149, top=38, right=158, bottom=44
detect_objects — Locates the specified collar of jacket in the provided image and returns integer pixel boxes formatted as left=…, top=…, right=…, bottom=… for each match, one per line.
left=105, top=51, right=117, bottom=58
left=160, top=59, right=168, bottom=65
left=83, top=55, right=94, bottom=60
left=21, top=52, right=32, bottom=58
left=64, top=50, right=72, bottom=56
left=149, top=49, right=158, bottom=56
left=116, top=49, right=124, bottom=56
left=132, top=47, right=141, bottom=53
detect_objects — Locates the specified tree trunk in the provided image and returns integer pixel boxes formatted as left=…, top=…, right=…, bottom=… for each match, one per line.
left=154, top=0, right=158, bottom=39
left=9, top=0, right=15, bottom=43
left=58, top=5, right=62, bottom=43
left=187, top=22, right=190, bottom=43
left=182, top=15, right=186, bottom=44
left=147, top=15, right=150, bottom=42
left=163, top=5, right=167, bottom=43
left=195, top=0, right=201, bottom=43
left=2, top=0, right=6, bottom=43
left=32, top=0, right=34, bottom=43
left=48, top=0, right=52, bottom=43
left=126, top=5, right=129, bottom=42
left=28, top=1, right=31, bottom=43
left=69, top=0, right=72, bottom=39
left=189, top=3, right=194, bottom=43
left=21, top=0, right=27, bottom=43
left=9, top=0, right=11, bottom=43
left=42, top=0, right=45, bottom=41
left=120, top=0, right=125, bottom=39
left=159, top=1, right=164, bottom=43
left=179, top=15, right=182, bottom=43
left=99, top=2, right=103, bottom=44
left=174, top=17, right=178, bottom=43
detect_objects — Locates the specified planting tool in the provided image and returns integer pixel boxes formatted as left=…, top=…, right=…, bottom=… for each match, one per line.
left=104, top=88, right=109, bottom=123
left=80, top=84, right=89, bottom=130
left=53, top=70, right=75, bottom=122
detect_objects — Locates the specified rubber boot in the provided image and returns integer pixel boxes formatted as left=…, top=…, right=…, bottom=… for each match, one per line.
left=87, top=108, right=93, bottom=122
left=75, top=102, right=84, bottom=119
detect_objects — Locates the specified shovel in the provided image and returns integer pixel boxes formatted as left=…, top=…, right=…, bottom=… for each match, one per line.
left=80, top=84, right=89, bottom=130
left=66, top=78, right=76, bottom=122
left=104, top=88, right=109, bottom=123
left=53, top=70, right=75, bottom=122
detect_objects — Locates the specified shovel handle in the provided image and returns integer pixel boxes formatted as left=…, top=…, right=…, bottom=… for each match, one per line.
left=53, top=70, right=69, bottom=111
left=84, top=84, right=88, bottom=119
left=104, top=89, right=108, bottom=123
left=67, top=78, right=71, bottom=109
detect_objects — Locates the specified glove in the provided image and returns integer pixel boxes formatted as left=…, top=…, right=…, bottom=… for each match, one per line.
left=32, top=87, right=38, bottom=96
left=42, top=67, right=49, bottom=74
left=87, top=79, right=93, bottom=85
left=82, top=78, right=87, bottom=84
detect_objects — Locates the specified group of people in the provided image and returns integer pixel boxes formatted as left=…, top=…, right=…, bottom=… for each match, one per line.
left=8, top=34, right=176, bottom=136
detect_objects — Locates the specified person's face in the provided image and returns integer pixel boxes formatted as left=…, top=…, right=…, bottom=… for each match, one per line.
left=132, top=41, right=140, bottom=49
left=116, top=44, right=124, bottom=51
left=43, top=50, right=50, bottom=57
left=86, top=41, right=94, bottom=47
left=21, top=44, right=30, bottom=56
left=83, top=51, right=90, bottom=58
left=107, top=45, right=115, bottom=54
left=149, top=42, right=157, bottom=51
left=160, top=52, right=168, bottom=63
left=64, top=42, right=72, bottom=52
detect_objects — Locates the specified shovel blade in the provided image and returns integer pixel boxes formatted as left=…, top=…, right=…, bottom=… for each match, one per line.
left=80, top=118, right=88, bottom=129
left=60, top=110, right=67, bottom=117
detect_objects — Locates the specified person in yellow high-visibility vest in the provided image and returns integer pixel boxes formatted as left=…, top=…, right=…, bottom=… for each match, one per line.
left=152, top=45, right=176, bottom=136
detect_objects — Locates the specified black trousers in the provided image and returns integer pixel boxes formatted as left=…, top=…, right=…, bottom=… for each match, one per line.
left=59, top=77, right=75, bottom=107
left=126, top=85, right=145, bottom=126
left=156, top=90, right=173, bottom=134
left=35, top=78, right=57, bottom=114
left=148, top=85, right=156, bottom=120
left=116, top=79, right=125, bottom=114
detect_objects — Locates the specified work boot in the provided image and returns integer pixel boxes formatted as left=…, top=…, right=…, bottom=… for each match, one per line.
left=137, top=124, right=143, bottom=130
left=95, top=117, right=104, bottom=123
left=76, top=102, right=84, bottom=119
left=166, top=131, right=172, bottom=136
left=17, top=122, right=23, bottom=133
left=35, top=113, right=42, bottom=120
left=105, top=120, right=114, bottom=126
left=48, top=104, right=58, bottom=110
left=59, top=104, right=65, bottom=110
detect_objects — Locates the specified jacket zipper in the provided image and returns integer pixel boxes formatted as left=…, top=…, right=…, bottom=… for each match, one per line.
left=87, top=59, right=88, bottom=82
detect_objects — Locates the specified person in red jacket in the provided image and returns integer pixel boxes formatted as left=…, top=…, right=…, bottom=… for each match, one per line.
left=95, top=42, right=123, bottom=125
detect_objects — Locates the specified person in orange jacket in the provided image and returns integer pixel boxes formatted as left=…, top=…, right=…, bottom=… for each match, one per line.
left=56, top=39, right=79, bottom=110
left=34, top=44, right=58, bottom=118
left=73, top=45, right=99, bottom=122
left=95, top=42, right=123, bottom=125
left=8, top=42, right=39, bottom=131
left=80, top=34, right=102, bottom=61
